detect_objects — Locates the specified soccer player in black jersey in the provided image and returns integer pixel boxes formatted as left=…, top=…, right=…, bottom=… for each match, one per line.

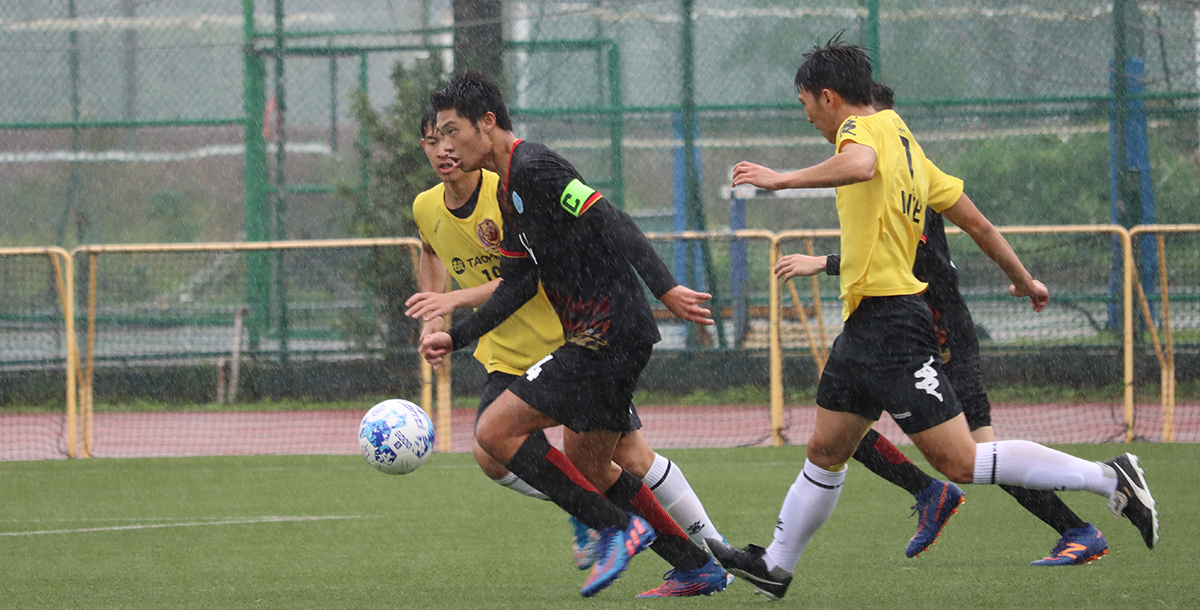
left=418, top=73, right=728, bottom=598
left=772, top=84, right=1109, bottom=566
left=707, top=40, right=1158, bottom=601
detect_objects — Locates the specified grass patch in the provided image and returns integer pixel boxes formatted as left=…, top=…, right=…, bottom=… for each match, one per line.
left=1, top=444, right=1196, bottom=608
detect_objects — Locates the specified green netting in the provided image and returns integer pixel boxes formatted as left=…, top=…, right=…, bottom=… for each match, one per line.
left=1, top=0, right=1197, bottom=404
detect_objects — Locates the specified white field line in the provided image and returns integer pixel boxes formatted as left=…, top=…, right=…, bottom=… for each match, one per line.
left=0, top=515, right=364, bottom=537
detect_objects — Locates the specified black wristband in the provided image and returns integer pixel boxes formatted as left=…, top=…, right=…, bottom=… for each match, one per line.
left=825, top=254, right=841, bottom=276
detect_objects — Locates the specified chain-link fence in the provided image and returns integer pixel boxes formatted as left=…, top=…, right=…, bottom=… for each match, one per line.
left=2, top=1, right=1198, bottom=409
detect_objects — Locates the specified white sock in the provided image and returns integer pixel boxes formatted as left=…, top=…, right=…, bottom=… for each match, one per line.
left=643, top=453, right=721, bottom=545
left=763, top=459, right=845, bottom=574
left=973, top=441, right=1117, bottom=497
left=495, top=472, right=549, bottom=500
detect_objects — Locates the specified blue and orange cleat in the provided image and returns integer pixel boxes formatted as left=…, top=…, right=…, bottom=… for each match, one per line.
left=1031, top=523, right=1108, bottom=566
left=636, top=556, right=729, bottom=597
left=906, top=480, right=965, bottom=558
left=580, top=514, right=656, bottom=597
left=569, top=515, right=600, bottom=570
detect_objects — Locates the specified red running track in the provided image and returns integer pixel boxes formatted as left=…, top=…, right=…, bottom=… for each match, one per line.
left=2, top=403, right=1197, bottom=461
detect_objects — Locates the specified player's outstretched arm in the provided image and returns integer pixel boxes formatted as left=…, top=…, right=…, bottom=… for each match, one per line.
left=587, top=197, right=714, bottom=325
left=774, top=254, right=829, bottom=280
left=660, top=286, right=714, bottom=326
left=411, top=242, right=449, bottom=339
left=441, top=255, right=539, bottom=352
left=732, top=143, right=876, bottom=190
left=405, top=278, right=502, bottom=323
left=940, top=193, right=1049, bottom=312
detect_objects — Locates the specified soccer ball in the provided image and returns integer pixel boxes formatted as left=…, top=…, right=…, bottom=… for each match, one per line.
left=358, top=399, right=435, bottom=475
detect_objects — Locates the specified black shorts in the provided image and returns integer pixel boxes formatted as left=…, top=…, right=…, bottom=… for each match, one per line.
left=505, top=343, right=651, bottom=433
left=929, top=304, right=991, bottom=431
left=944, top=350, right=990, bottom=430
left=477, top=370, right=644, bottom=434
left=816, top=295, right=962, bottom=435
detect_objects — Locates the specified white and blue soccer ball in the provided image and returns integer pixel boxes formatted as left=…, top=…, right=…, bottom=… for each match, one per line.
left=358, top=399, right=435, bottom=475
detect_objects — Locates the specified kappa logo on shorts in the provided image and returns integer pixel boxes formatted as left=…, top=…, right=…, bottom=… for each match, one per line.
left=913, top=356, right=944, bottom=402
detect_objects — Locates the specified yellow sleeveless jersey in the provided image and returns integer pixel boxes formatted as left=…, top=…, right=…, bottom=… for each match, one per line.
left=413, top=170, right=564, bottom=375
left=833, top=109, right=964, bottom=319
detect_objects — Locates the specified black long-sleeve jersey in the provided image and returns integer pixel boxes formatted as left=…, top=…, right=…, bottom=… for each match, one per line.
left=827, top=209, right=980, bottom=360
left=448, top=140, right=678, bottom=351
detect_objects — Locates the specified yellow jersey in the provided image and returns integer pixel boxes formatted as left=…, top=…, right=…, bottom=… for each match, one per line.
left=833, top=109, right=964, bottom=319
left=413, top=170, right=564, bottom=375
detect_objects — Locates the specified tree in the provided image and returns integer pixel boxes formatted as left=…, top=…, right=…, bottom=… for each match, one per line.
left=341, top=53, right=447, bottom=356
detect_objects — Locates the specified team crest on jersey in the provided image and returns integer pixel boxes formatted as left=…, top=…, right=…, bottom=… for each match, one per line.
left=512, top=191, right=525, bottom=214
left=476, top=218, right=501, bottom=253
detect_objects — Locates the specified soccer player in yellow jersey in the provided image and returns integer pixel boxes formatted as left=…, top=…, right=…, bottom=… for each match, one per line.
left=707, top=39, right=1158, bottom=600
left=404, top=107, right=726, bottom=576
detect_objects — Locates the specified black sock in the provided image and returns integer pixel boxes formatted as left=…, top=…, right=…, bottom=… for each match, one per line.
left=505, top=433, right=628, bottom=531
left=852, top=429, right=935, bottom=496
left=605, top=470, right=709, bottom=570
left=1000, top=485, right=1087, bottom=535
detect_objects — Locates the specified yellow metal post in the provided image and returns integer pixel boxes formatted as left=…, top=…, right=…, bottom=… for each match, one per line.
left=769, top=239, right=784, bottom=446
left=1122, top=230, right=1134, bottom=443
left=84, top=253, right=98, bottom=457
left=802, top=238, right=828, bottom=363
left=49, top=252, right=80, bottom=458
left=1157, top=234, right=1175, bottom=442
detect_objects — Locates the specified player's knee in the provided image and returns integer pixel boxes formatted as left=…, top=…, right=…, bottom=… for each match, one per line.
left=929, top=455, right=974, bottom=484
left=806, top=439, right=855, bottom=470
left=473, top=422, right=504, bottom=459
left=474, top=442, right=510, bottom=479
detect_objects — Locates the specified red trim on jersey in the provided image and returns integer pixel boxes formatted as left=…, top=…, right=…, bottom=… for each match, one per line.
left=579, top=192, right=603, bottom=215
left=503, top=138, right=524, bottom=196
left=920, top=233, right=928, bottom=243
left=498, top=246, right=529, bottom=259
left=544, top=446, right=600, bottom=493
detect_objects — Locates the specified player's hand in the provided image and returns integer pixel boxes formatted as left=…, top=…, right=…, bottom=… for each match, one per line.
left=420, top=316, right=445, bottom=340
left=774, top=254, right=825, bottom=280
left=405, top=291, right=460, bottom=321
left=419, top=331, right=453, bottom=369
left=1009, top=278, right=1049, bottom=313
left=660, top=285, right=714, bottom=325
left=731, top=161, right=784, bottom=190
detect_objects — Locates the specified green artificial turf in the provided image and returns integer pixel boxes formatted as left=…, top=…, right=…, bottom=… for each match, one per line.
left=1, top=444, right=1196, bottom=609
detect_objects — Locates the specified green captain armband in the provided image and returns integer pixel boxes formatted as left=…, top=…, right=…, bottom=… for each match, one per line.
left=560, top=178, right=601, bottom=217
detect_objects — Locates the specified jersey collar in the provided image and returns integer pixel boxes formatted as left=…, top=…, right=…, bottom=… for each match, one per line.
left=503, top=138, right=524, bottom=195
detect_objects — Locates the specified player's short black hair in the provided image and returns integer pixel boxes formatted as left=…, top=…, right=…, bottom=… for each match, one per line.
left=419, top=106, right=438, bottom=138
left=872, top=82, right=895, bottom=110
left=794, top=35, right=874, bottom=107
left=429, top=72, right=513, bottom=131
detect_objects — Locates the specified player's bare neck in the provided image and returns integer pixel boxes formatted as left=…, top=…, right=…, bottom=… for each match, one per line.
left=443, top=171, right=480, bottom=210
left=487, top=130, right=520, bottom=182
left=839, top=103, right=877, bottom=123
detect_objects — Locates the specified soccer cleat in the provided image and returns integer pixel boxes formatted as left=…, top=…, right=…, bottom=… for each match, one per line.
left=580, top=515, right=656, bottom=598
left=906, top=480, right=965, bottom=558
left=705, top=538, right=792, bottom=601
left=569, top=515, right=600, bottom=570
left=1030, top=523, right=1108, bottom=566
left=1104, top=453, right=1159, bottom=549
left=635, top=556, right=729, bottom=598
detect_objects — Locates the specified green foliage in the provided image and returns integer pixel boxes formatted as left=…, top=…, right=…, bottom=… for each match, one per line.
left=340, top=52, right=448, bottom=354
left=942, top=133, right=1112, bottom=225
left=147, top=190, right=203, bottom=243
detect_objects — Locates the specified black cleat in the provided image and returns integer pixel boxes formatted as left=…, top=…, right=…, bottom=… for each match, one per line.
left=706, top=538, right=792, bottom=601
left=1103, top=453, right=1159, bottom=549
